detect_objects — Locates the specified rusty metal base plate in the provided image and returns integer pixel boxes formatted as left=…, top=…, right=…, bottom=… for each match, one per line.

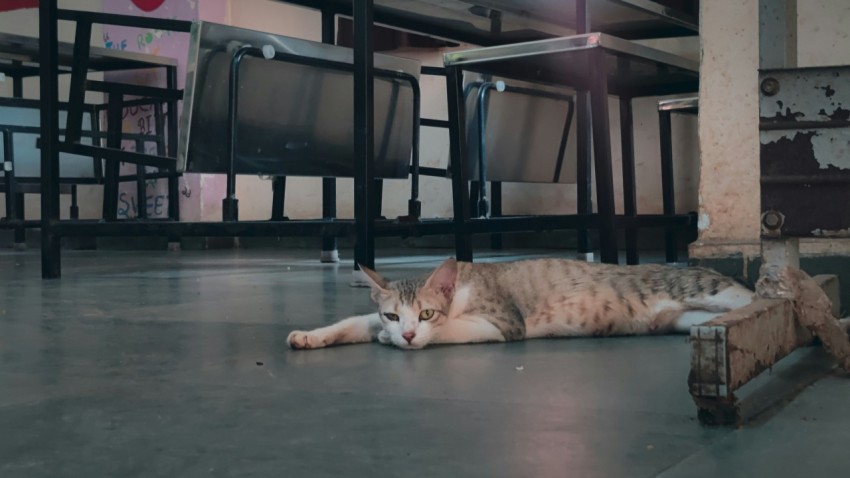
left=689, top=275, right=840, bottom=425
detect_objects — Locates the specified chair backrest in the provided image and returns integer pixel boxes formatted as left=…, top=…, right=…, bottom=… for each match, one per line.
left=177, top=21, right=420, bottom=179
left=460, top=73, right=576, bottom=184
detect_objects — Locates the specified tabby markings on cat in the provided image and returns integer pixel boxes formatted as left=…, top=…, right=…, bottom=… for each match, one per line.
left=287, top=258, right=752, bottom=350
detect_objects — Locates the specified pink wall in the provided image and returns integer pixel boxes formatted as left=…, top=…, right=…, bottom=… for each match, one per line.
left=102, top=0, right=227, bottom=221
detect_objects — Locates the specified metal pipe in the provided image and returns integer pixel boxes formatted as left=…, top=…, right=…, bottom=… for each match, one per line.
left=474, top=80, right=504, bottom=217
left=446, top=65, right=473, bottom=261
left=576, top=0, right=593, bottom=259
left=321, top=6, right=338, bottom=256
left=103, top=93, right=123, bottom=221
left=408, top=78, right=421, bottom=218
left=620, top=96, right=638, bottom=264
left=658, top=109, right=677, bottom=263
left=65, top=19, right=91, bottom=144
left=162, top=66, right=180, bottom=225
left=353, top=0, right=376, bottom=270
left=589, top=49, right=619, bottom=264
left=36, top=213, right=696, bottom=238
left=224, top=44, right=256, bottom=222
left=39, top=0, right=62, bottom=278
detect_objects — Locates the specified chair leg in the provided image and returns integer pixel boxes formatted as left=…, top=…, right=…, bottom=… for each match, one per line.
left=620, top=97, right=638, bottom=265
left=588, top=51, right=618, bottom=265
left=659, top=109, right=678, bottom=263
left=490, top=181, right=503, bottom=250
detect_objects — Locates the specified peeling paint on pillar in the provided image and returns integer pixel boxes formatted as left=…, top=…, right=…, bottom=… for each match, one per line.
left=760, top=66, right=850, bottom=170
left=760, top=65, right=850, bottom=238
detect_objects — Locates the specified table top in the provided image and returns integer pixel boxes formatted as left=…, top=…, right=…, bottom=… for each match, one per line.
left=0, top=32, right=178, bottom=78
left=278, top=0, right=698, bottom=45
left=443, top=33, right=698, bottom=98
left=658, top=96, right=698, bottom=112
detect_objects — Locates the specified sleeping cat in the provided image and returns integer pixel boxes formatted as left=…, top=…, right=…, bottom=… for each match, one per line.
left=287, top=258, right=753, bottom=350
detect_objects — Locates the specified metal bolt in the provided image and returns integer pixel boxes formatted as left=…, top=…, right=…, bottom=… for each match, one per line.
left=762, top=211, right=783, bottom=230
left=761, top=77, right=780, bottom=96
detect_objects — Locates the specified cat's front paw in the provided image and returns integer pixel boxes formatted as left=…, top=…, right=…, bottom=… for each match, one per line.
left=287, top=330, right=328, bottom=350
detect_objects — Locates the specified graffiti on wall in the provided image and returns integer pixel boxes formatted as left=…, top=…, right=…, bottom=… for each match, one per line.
left=103, top=0, right=195, bottom=219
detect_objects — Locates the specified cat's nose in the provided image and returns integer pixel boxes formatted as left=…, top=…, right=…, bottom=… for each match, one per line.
left=402, top=331, right=416, bottom=344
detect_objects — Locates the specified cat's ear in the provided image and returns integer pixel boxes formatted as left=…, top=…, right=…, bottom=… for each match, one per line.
left=359, top=264, right=390, bottom=302
left=424, top=258, right=457, bottom=300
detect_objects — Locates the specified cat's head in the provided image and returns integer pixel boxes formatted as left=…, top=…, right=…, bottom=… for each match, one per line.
left=359, top=258, right=457, bottom=349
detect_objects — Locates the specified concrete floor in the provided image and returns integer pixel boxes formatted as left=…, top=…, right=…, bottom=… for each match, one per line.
left=1, top=248, right=849, bottom=477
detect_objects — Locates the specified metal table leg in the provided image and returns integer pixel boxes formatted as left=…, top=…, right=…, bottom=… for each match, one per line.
left=576, top=92, right=593, bottom=260
left=446, top=65, right=472, bottom=262
left=39, top=0, right=62, bottom=279
left=620, top=97, right=639, bottom=264
left=321, top=7, right=339, bottom=263
left=588, top=49, right=619, bottom=265
left=658, top=108, right=678, bottom=263
left=575, top=0, right=593, bottom=261
left=3, top=130, right=17, bottom=221
left=352, top=0, right=376, bottom=271
left=11, top=65, right=25, bottom=248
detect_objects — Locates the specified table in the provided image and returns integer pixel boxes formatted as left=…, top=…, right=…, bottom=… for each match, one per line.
left=34, top=0, right=698, bottom=278
left=442, top=33, right=698, bottom=264
left=269, top=0, right=698, bottom=271
left=1, top=30, right=180, bottom=252
left=279, top=0, right=697, bottom=44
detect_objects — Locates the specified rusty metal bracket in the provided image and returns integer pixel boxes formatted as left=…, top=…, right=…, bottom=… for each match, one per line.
left=689, top=275, right=840, bottom=425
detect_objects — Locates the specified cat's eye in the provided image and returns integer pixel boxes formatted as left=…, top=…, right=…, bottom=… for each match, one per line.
left=383, top=313, right=399, bottom=321
left=419, top=309, right=435, bottom=320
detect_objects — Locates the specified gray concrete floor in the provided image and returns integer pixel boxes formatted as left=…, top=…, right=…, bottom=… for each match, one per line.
left=1, top=248, right=848, bottom=478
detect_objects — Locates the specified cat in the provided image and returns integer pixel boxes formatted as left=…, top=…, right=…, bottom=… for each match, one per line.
left=287, top=258, right=753, bottom=350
